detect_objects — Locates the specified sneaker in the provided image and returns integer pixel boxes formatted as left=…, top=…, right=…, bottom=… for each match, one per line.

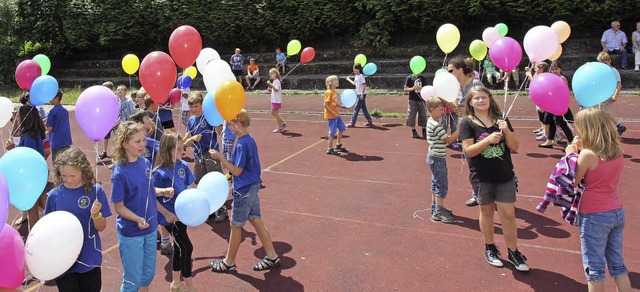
left=635, top=65, right=639, bottom=71
left=251, top=86, right=255, bottom=91
left=429, top=206, right=453, bottom=215
left=245, top=86, right=251, bottom=91
left=273, top=128, right=284, bottom=133
left=617, top=124, right=627, bottom=136
left=364, top=122, right=374, bottom=127
left=508, top=249, right=530, bottom=272
left=213, top=207, right=228, bottom=223
left=99, top=152, right=107, bottom=160
left=484, top=244, right=504, bottom=267
left=412, top=131, right=420, bottom=139
left=347, top=123, right=355, bottom=128
left=555, top=134, right=564, bottom=144
left=535, top=135, right=547, bottom=141
left=160, top=243, right=174, bottom=255
left=326, top=148, right=340, bottom=155
left=532, top=128, right=543, bottom=133
left=465, top=197, right=479, bottom=207
left=430, top=210, right=456, bottom=223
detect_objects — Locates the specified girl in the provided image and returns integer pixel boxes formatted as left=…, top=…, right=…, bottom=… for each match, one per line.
left=538, top=62, right=574, bottom=148
left=566, top=108, right=630, bottom=292
left=459, top=86, right=529, bottom=272
left=346, top=63, right=373, bottom=128
left=44, top=147, right=112, bottom=292
left=266, top=68, right=287, bottom=133
left=153, top=132, right=196, bottom=292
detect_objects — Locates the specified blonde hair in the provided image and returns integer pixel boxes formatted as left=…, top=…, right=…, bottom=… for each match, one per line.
left=188, top=91, right=204, bottom=105
left=234, top=109, right=250, bottom=127
left=155, top=132, right=182, bottom=169
left=53, top=147, right=95, bottom=194
left=597, top=51, right=611, bottom=63
left=325, top=75, right=338, bottom=89
left=426, top=96, right=445, bottom=110
left=465, top=86, right=503, bottom=121
left=574, top=108, right=623, bottom=161
left=269, top=68, right=282, bottom=82
left=112, top=121, right=146, bottom=165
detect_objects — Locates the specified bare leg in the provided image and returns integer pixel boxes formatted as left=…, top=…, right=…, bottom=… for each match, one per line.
left=479, top=203, right=495, bottom=244
left=614, top=274, right=632, bottom=292
left=496, top=202, right=518, bottom=250
left=224, top=224, right=243, bottom=264
left=337, top=131, right=343, bottom=146
left=249, top=219, right=278, bottom=258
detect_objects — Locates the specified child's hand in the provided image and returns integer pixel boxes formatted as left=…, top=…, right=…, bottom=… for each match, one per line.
left=90, top=200, right=102, bottom=217
left=486, top=132, right=503, bottom=144
left=137, top=217, right=149, bottom=230
left=209, top=149, right=222, bottom=160
left=4, top=139, right=15, bottom=150
left=162, top=188, right=175, bottom=199
left=497, top=120, right=510, bottom=132
left=193, top=134, right=202, bottom=142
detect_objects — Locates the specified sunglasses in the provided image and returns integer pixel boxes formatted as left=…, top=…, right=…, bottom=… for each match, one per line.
left=448, top=69, right=454, bottom=73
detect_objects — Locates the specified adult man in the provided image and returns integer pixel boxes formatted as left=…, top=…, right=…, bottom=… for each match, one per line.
left=601, top=21, right=629, bottom=69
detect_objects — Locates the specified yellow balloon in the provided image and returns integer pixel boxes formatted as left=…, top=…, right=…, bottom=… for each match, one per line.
left=551, top=21, right=571, bottom=43
left=215, top=80, right=246, bottom=122
left=184, top=66, right=197, bottom=79
left=436, top=23, right=460, bottom=54
left=549, top=45, right=563, bottom=61
left=469, top=40, right=488, bottom=61
left=121, top=54, right=139, bottom=75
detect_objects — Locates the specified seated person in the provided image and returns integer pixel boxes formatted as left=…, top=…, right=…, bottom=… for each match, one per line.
left=245, top=58, right=261, bottom=91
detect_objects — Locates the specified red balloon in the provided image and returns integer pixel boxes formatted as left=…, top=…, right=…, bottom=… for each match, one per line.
left=15, top=60, right=42, bottom=90
left=139, top=51, right=177, bottom=105
left=169, top=25, right=203, bottom=69
left=169, top=88, right=182, bottom=104
left=300, top=47, right=316, bottom=64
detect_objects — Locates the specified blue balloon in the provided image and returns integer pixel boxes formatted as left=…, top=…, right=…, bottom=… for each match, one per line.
left=175, top=189, right=210, bottom=226
left=29, top=75, right=58, bottom=106
left=363, top=63, right=377, bottom=75
left=177, top=75, right=192, bottom=89
left=202, top=92, right=223, bottom=126
left=572, top=62, right=617, bottom=108
left=197, top=172, right=229, bottom=214
left=0, top=147, right=48, bottom=211
left=340, top=89, right=357, bottom=108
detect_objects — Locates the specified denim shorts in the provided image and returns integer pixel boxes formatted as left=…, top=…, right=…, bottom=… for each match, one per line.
left=427, top=154, right=448, bottom=198
left=579, top=208, right=628, bottom=282
left=231, top=183, right=262, bottom=227
left=328, top=117, right=346, bottom=137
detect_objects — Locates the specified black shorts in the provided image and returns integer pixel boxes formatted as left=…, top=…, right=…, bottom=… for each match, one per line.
left=55, top=267, right=101, bottom=292
left=232, top=69, right=243, bottom=77
left=161, top=120, right=175, bottom=129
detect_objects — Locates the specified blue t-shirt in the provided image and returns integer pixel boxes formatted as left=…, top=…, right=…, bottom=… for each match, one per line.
left=153, top=160, right=195, bottom=226
left=119, top=99, right=135, bottom=122
left=145, top=137, right=160, bottom=166
left=158, top=101, right=173, bottom=122
left=45, top=104, right=72, bottom=149
left=44, top=184, right=112, bottom=275
left=230, top=54, right=244, bottom=70
left=110, top=157, right=158, bottom=237
left=19, top=133, right=44, bottom=157
left=187, top=115, right=218, bottom=159
left=223, top=121, right=236, bottom=141
left=233, top=134, right=262, bottom=193
left=276, top=52, right=286, bottom=64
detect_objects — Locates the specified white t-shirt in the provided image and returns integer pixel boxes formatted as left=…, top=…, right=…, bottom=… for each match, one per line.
left=181, top=88, right=190, bottom=111
left=270, top=79, right=282, bottom=103
left=355, top=74, right=367, bottom=95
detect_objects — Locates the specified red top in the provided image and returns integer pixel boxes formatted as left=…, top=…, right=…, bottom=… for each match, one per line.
left=579, top=155, right=624, bottom=214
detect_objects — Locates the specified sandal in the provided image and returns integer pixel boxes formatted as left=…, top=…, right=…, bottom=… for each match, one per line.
left=210, top=259, right=236, bottom=273
left=326, top=148, right=339, bottom=155
left=170, top=283, right=186, bottom=292
left=253, top=256, right=281, bottom=271
left=335, top=144, right=349, bottom=153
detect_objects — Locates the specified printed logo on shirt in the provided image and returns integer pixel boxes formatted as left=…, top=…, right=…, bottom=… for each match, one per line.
left=178, top=168, right=185, bottom=178
left=78, top=196, right=90, bottom=209
left=199, top=119, right=206, bottom=128
left=146, top=168, right=152, bottom=179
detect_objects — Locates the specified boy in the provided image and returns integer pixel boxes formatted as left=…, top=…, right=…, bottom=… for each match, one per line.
left=245, top=58, right=261, bottom=91
left=45, top=89, right=72, bottom=162
left=144, top=95, right=164, bottom=142
left=426, top=96, right=459, bottom=223
left=208, top=110, right=280, bottom=273
left=324, top=75, right=349, bottom=155
left=403, top=70, right=427, bottom=139
left=597, top=51, right=627, bottom=135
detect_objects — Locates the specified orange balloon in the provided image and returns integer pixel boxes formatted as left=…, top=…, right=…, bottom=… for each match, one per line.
left=549, top=45, right=563, bottom=61
left=551, top=21, right=571, bottom=43
left=215, top=80, right=246, bottom=121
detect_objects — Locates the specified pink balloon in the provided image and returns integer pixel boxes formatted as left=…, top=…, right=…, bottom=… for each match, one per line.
left=420, top=85, right=437, bottom=101
left=489, top=37, right=522, bottom=72
left=169, top=88, right=181, bottom=104
left=15, top=60, right=42, bottom=90
left=529, top=73, right=569, bottom=115
left=75, top=86, right=120, bottom=141
left=0, top=223, right=25, bottom=289
left=482, top=27, right=500, bottom=48
left=524, top=26, right=559, bottom=64
left=0, top=172, right=7, bottom=235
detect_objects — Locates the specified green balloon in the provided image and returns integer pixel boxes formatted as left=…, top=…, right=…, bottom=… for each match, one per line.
left=354, top=54, right=367, bottom=67
left=469, top=39, right=488, bottom=61
left=287, top=40, right=301, bottom=56
left=495, top=23, right=508, bottom=37
left=33, top=54, right=51, bottom=76
left=435, top=68, right=448, bottom=76
left=409, top=56, right=426, bottom=75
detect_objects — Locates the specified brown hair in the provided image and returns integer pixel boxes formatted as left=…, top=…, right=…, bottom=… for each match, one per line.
left=155, top=132, right=182, bottom=169
left=465, top=86, right=503, bottom=121
left=187, top=91, right=204, bottom=105
left=53, top=147, right=95, bottom=194
left=112, top=121, right=146, bottom=165
left=449, top=57, right=474, bottom=75
left=426, top=96, right=445, bottom=110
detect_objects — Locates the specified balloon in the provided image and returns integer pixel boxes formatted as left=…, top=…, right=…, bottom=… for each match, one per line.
left=435, top=68, right=448, bottom=76
left=184, top=66, right=197, bottom=79
left=433, top=72, right=460, bottom=103
left=409, top=56, right=426, bottom=75
left=523, top=25, right=559, bottom=64
left=0, top=223, right=25, bottom=289
left=572, top=62, right=617, bottom=108
left=489, top=37, right=523, bottom=72
left=354, top=54, right=367, bottom=67
left=420, top=85, right=438, bottom=101
left=32, top=54, right=51, bottom=75
left=551, top=21, right=571, bottom=43
left=197, top=172, right=229, bottom=214
left=169, top=25, right=202, bottom=69
left=549, top=45, right=563, bottom=61
left=0, top=96, right=14, bottom=128
left=436, top=23, right=461, bottom=54
left=482, top=27, right=500, bottom=48
left=169, top=88, right=181, bottom=104
left=495, top=23, right=508, bottom=37
left=215, top=80, right=246, bottom=121
left=300, top=47, right=316, bottom=64
left=121, top=54, right=140, bottom=75
left=29, top=75, right=59, bottom=106
left=202, top=92, right=224, bottom=127
left=287, top=40, right=302, bottom=56
left=529, top=73, right=570, bottom=115
left=203, top=60, right=235, bottom=93
left=196, top=48, right=221, bottom=73
left=469, top=39, right=488, bottom=61
left=0, top=172, right=8, bottom=234
left=75, top=85, right=120, bottom=141
left=178, top=75, right=192, bottom=89
left=0, top=147, right=48, bottom=211
left=175, top=189, right=210, bottom=226
left=340, top=89, right=357, bottom=108
left=363, top=63, right=377, bottom=75
left=139, top=51, right=177, bottom=104
left=25, top=211, right=83, bottom=281
left=15, top=60, right=41, bottom=90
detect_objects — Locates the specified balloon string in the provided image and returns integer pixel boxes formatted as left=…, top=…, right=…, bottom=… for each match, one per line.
left=503, top=74, right=531, bottom=119
left=479, top=61, right=485, bottom=83
left=281, top=62, right=302, bottom=80
left=441, top=54, right=448, bottom=68
left=1, top=130, right=6, bottom=154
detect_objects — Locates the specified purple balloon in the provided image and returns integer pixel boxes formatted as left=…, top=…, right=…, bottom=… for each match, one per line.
left=0, top=172, right=8, bottom=235
left=75, top=86, right=120, bottom=141
left=489, top=37, right=523, bottom=72
left=529, top=73, right=570, bottom=116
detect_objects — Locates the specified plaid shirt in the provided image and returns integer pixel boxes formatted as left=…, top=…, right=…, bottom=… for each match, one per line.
left=601, top=29, right=628, bottom=51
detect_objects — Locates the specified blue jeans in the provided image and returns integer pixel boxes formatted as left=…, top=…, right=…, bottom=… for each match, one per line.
left=427, top=155, right=448, bottom=198
left=350, top=94, right=372, bottom=124
left=231, top=183, right=262, bottom=227
left=609, top=49, right=628, bottom=68
left=579, top=208, right=628, bottom=282
left=118, top=230, right=157, bottom=292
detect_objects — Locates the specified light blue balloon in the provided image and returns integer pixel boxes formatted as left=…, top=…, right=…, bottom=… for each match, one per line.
left=341, top=89, right=357, bottom=108
left=572, top=62, right=617, bottom=108
left=197, top=172, right=229, bottom=214
left=175, top=189, right=210, bottom=226
left=0, top=147, right=48, bottom=211
left=363, top=63, right=377, bottom=75
left=29, top=75, right=58, bottom=106
left=203, top=92, right=223, bottom=126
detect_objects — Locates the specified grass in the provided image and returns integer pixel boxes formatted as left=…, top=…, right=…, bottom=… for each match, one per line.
left=0, top=85, right=84, bottom=105
left=370, top=108, right=406, bottom=119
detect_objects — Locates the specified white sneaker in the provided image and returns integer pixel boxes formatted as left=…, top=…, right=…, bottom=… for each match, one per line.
left=535, top=135, right=547, bottom=141
left=635, top=65, right=639, bottom=71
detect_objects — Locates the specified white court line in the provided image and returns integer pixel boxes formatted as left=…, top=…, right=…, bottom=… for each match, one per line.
left=265, top=170, right=407, bottom=186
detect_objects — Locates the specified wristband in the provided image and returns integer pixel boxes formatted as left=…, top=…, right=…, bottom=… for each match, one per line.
left=91, top=212, right=102, bottom=220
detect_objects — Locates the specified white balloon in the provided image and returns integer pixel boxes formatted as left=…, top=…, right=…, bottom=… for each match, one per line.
left=420, top=86, right=437, bottom=101
left=482, top=27, right=500, bottom=48
left=203, top=60, right=235, bottom=92
left=197, top=172, right=230, bottom=214
left=0, top=96, right=14, bottom=128
left=25, top=211, right=83, bottom=281
left=433, top=72, right=460, bottom=103
left=196, top=48, right=221, bottom=73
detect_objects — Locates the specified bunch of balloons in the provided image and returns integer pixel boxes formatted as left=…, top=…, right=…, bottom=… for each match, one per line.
left=287, top=40, right=316, bottom=64
left=354, top=54, right=378, bottom=76
left=15, top=54, right=59, bottom=106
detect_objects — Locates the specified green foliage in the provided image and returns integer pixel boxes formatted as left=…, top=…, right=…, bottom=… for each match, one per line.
left=0, top=0, right=19, bottom=86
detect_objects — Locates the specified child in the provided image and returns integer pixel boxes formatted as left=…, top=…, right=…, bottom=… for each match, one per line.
left=245, top=58, right=261, bottom=91
left=45, top=147, right=112, bottom=292
left=346, top=63, right=373, bottom=128
left=275, top=47, right=286, bottom=74
left=266, top=68, right=287, bottom=133
left=153, top=132, right=197, bottom=292
left=46, top=89, right=73, bottom=162
left=483, top=58, right=502, bottom=89
left=158, top=99, right=176, bottom=132
left=230, top=48, right=244, bottom=85
left=144, top=94, right=165, bottom=142
left=425, top=96, right=460, bottom=223
left=222, top=121, right=237, bottom=180
left=208, top=110, right=280, bottom=273
left=180, top=88, right=191, bottom=127
left=324, top=75, right=349, bottom=155
left=538, top=62, right=574, bottom=148
left=459, top=86, right=529, bottom=272
left=129, top=110, right=161, bottom=174
left=548, top=60, right=576, bottom=143
left=403, top=70, right=427, bottom=138
left=565, top=108, right=631, bottom=292
left=596, top=51, right=627, bottom=135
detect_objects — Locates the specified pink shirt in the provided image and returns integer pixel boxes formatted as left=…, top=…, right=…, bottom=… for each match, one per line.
left=579, top=156, right=624, bottom=214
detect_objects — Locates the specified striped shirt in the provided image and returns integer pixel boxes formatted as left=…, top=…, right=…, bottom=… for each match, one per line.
left=426, top=117, right=448, bottom=157
left=601, top=29, right=627, bottom=51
